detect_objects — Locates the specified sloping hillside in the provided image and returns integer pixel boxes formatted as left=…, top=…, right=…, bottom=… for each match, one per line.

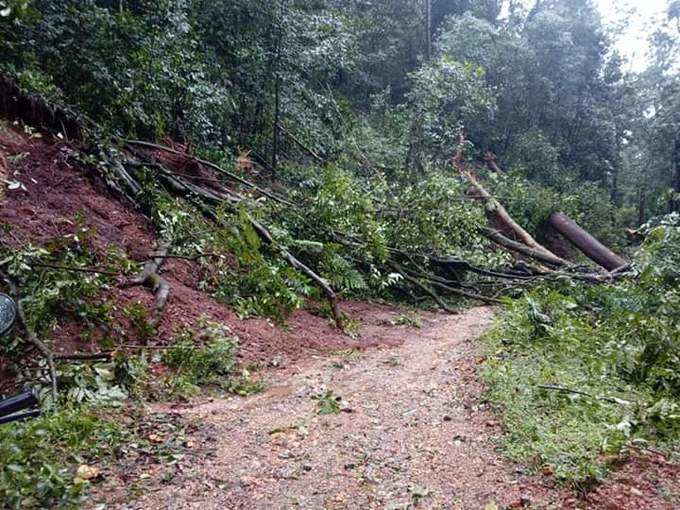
left=0, top=120, right=415, bottom=392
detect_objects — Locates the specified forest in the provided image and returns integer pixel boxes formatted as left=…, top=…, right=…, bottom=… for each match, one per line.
left=0, top=0, right=678, bottom=508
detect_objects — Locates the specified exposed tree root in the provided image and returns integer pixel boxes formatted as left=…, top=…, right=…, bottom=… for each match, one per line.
left=0, top=74, right=85, bottom=140
left=124, top=243, right=172, bottom=328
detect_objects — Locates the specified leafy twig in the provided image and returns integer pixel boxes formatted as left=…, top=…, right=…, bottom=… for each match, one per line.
left=2, top=274, right=58, bottom=403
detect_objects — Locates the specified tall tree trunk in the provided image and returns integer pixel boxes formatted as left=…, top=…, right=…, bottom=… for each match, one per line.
left=272, top=72, right=281, bottom=174
left=611, top=159, right=621, bottom=207
left=426, top=0, right=432, bottom=60
left=271, top=0, right=285, bottom=176
left=671, top=134, right=680, bottom=213
left=638, top=190, right=646, bottom=226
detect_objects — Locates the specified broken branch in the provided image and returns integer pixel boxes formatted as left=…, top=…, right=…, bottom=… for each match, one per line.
left=3, top=275, right=58, bottom=403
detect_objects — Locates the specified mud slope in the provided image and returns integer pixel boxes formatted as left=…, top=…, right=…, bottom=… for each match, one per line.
left=0, top=122, right=413, bottom=369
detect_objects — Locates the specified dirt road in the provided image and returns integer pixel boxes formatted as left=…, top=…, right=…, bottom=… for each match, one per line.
left=116, top=307, right=564, bottom=509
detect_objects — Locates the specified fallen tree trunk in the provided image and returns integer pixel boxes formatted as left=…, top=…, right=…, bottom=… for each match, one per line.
left=277, top=123, right=324, bottom=163
left=249, top=218, right=344, bottom=330
left=451, top=140, right=563, bottom=264
left=549, top=212, right=626, bottom=271
left=2, top=274, right=58, bottom=403
left=481, top=228, right=569, bottom=268
left=389, top=262, right=458, bottom=314
left=123, top=139, right=292, bottom=206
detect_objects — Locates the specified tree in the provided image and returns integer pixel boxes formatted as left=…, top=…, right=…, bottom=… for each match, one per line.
left=433, top=0, right=625, bottom=191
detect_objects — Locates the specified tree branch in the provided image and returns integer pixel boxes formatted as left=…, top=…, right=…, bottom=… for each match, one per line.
left=2, top=274, right=58, bottom=403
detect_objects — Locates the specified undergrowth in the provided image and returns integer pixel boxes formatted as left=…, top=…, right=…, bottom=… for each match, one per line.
left=0, top=404, right=201, bottom=509
left=0, top=220, right=133, bottom=342
left=0, top=232, right=262, bottom=506
left=0, top=407, right=128, bottom=508
left=0, top=321, right=260, bottom=507
left=156, top=319, right=263, bottom=400
left=484, top=216, right=680, bottom=490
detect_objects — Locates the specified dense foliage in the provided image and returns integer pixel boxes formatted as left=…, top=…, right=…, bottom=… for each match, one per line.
left=485, top=214, right=680, bottom=485
left=1, top=0, right=676, bottom=222
left=0, top=0, right=679, bottom=504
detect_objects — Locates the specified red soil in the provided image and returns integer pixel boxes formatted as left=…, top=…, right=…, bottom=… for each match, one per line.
left=2, top=122, right=677, bottom=509
left=0, top=123, right=409, bottom=368
left=577, top=453, right=680, bottom=510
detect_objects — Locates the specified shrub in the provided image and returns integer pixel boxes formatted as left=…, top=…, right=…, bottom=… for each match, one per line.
left=484, top=220, right=680, bottom=485
left=0, top=408, right=126, bottom=508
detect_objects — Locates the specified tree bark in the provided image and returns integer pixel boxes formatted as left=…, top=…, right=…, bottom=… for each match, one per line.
left=456, top=166, right=562, bottom=262
left=271, top=0, right=286, bottom=176
left=638, top=190, right=646, bottom=226
left=426, top=0, right=432, bottom=60
left=481, top=228, right=568, bottom=268
left=549, top=212, right=626, bottom=271
left=671, top=134, right=680, bottom=213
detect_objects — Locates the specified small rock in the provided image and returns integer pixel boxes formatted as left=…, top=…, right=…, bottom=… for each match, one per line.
left=344, top=463, right=356, bottom=470
left=630, top=487, right=643, bottom=497
left=443, top=415, right=452, bottom=422
left=76, top=465, right=101, bottom=481
left=509, top=495, right=531, bottom=508
left=302, top=464, right=313, bottom=472
left=542, top=464, right=555, bottom=476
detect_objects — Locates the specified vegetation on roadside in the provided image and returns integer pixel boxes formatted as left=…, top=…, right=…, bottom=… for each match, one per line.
left=0, top=235, right=262, bottom=507
left=0, top=404, right=201, bottom=508
left=313, top=390, right=343, bottom=415
left=390, top=312, right=423, bottom=328
left=158, top=319, right=263, bottom=399
left=0, top=407, right=128, bottom=508
left=484, top=215, right=680, bottom=488
left=0, top=0, right=678, bottom=506
left=0, top=313, right=260, bottom=508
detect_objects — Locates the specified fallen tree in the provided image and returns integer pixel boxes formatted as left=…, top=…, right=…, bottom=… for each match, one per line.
left=480, top=228, right=569, bottom=269
left=0, top=73, right=633, bottom=321
left=549, top=212, right=626, bottom=271
left=453, top=136, right=628, bottom=275
left=451, top=137, right=567, bottom=268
